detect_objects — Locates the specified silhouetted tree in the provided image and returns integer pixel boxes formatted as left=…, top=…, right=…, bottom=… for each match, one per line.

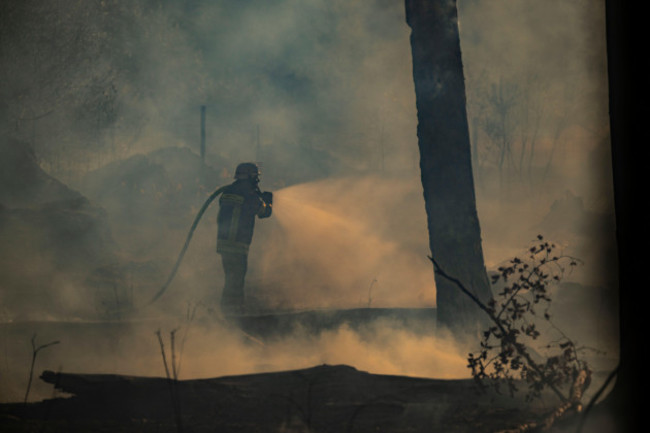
left=405, top=0, right=491, bottom=336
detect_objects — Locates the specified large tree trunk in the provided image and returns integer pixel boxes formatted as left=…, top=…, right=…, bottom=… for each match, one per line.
left=405, top=0, right=491, bottom=336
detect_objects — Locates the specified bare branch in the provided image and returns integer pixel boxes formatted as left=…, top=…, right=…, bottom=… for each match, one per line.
left=430, top=255, right=569, bottom=403
left=24, top=333, right=60, bottom=404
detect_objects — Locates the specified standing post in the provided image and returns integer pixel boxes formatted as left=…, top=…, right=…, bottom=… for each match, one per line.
left=380, top=123, right=385, bottom=171
left=200, top=105, right=206, bottom=163
left=255, top=124, right=261, bottom=162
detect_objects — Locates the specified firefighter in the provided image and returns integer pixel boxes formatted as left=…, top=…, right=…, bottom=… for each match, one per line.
left=216, top=162, right=272, bottom=315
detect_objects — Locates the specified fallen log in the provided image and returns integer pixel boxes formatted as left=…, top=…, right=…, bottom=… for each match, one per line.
left=0, top=365, right=564, bottom=433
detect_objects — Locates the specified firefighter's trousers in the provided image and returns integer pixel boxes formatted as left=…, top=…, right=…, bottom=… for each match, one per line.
left=220, top=252, right=248, bottom=314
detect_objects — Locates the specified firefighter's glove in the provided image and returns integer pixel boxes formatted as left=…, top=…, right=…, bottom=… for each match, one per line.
left=261, top=191, right=273, bottom=205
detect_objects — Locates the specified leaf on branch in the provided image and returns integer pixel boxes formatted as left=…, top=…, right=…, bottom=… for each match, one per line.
left=440, top=238, right=585, bottom=405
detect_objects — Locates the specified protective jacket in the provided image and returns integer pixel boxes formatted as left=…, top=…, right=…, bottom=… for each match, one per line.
left=216, top=179, right=272, bottom=255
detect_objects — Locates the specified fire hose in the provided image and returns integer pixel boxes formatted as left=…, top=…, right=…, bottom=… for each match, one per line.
left=147, top=185, right=227, bottom=305
left=147, top=186, right=272, bottom=306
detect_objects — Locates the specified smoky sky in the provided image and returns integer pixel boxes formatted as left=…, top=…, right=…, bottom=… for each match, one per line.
left=1, top=0, right=611, bottom=193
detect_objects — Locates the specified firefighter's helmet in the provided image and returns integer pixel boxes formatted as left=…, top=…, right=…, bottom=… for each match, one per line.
left=234, top=162, right=260, bottom=180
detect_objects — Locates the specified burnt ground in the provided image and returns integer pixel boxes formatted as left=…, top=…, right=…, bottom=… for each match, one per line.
left=0, top=308, right=622, bottom=433
left=0, top=364, right=610, bottom=433
left=231, top=308, right=437, bottom=339
left=0, top=365, right=616, bottom=433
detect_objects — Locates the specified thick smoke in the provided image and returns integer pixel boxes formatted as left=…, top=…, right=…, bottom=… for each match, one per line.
left=459, top=0, right=611, bottom=206
left=0, top=317, right=469, bottom=403
left=0, top=0, right=618, bottom=409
